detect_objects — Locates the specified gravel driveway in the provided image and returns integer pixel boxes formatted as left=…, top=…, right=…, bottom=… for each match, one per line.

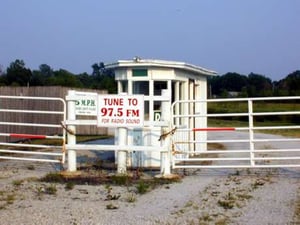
left=0, top=133, right=299, bottom=225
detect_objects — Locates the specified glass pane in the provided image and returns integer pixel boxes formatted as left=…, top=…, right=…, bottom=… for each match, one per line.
left=133, top=81, right=149, bottom=95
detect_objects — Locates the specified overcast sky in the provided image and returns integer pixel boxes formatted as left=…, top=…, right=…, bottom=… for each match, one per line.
left=0, top=0, right=299, bottom=81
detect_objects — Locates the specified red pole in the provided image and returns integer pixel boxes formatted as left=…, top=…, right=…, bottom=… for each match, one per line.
left=10, top=133, right=46, bottom=139
left=192, top=127, right=235, bottom=132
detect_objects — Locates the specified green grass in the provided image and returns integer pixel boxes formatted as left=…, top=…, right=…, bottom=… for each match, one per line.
left=12, top=179, right=24, bottom=187
left=136, top=181, right=150, bottom=194
left=208, top=101, right=300, bottom=114
left=39, top=170, right=181, bottom=191
left=65, top=182, right=75, bottom=190
left=45, top=184, right=57, bottom=195
left=208, top=118, right=300, bottom=137
left=208, top=117, right=297, bottom=128
left=40, top=172, right=65, bottom=183
left=208, top=118, right=248, bottom=128
left=207, top=101, right=300, bottom=138
left=5, top=194, right=16, bottom=205
left=111, top=174, right=130, bottom=186
left=125, top=193, right=136, bottom=203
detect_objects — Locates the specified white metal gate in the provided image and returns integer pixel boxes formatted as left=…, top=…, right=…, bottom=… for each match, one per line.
left=171, top=97, right=300, bottom=169
left=0, top=95, right=66, bottom=163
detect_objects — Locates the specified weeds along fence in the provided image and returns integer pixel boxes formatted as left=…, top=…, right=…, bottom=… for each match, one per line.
left=0, top=86, right=108, bottom=142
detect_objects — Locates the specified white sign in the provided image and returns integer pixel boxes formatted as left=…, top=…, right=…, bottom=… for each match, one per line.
left=97, top=95, right=144, bottom=127
left=74, top=92, right=98, bottom=116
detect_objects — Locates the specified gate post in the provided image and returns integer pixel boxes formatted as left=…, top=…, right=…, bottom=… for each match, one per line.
left=248, top=99, right=255, bottom=167
left=160, top=89, right=171, bottom=176
left=67, top=90, right=77, bottom=172
left=117, top=127, right=127, bottom=174
left=117, top=92, right=128, bottom=174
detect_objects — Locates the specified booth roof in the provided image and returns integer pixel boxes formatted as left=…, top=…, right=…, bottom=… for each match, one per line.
left=105, top=58, right=217, bottom=76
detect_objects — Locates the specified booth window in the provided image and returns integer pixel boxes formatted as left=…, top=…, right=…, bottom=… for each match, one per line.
left=132, top=69, right=148, bottom=77
left=154, top=81, right=167, bottom=95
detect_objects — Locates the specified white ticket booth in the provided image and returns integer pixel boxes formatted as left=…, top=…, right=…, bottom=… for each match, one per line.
left=106, top=58, right=217, bottom=168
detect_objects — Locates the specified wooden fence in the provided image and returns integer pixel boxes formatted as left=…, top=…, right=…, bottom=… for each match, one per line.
left=0, top=86, right=108, bottom=142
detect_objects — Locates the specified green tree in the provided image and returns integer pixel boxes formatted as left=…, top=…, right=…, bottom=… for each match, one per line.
left=48, top=69, right=82, bottom=87
left=77, top=72, right=94, bottom=87
left=30, top=64, right=54, bottom=86
left=91, top=63, right=101, bottom=77
left=30, top=70, right=44, bottom=86
left=39, top=64, right=54, bottom=78
left=247, top=73, right=272, bottom=97
left=100, top=75, right=117, bottom=93
left=0, top=64, right=3, bottom=75
left=0, top=65, right=6, bottom=86
left=276, top=70, right=300, bottom=96
left=239, top=86, right=248, bottom=97
left=208, top=72, right=247, bottom=97
left=6, top=59, right=32, bottom=86
left=90, top=62, right=116, bottom=93
left=91, top=62, right=105, bottom=77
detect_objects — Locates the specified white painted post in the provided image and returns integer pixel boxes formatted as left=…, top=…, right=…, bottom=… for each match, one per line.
left=67, top=90, right=77, bottom=172
left=248, top=99, right=255, bottom=167
left=160, top=89, right=171, bottom=176
left=117, top=127, right=128, bottom=174
left=195, top=77, right=208, bottom=152
left=117, top=93, right=128, bottom=174
left=175, top=81, right=180, bottom=126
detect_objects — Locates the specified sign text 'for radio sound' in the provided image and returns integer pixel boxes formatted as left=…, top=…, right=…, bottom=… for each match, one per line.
left=97, top=95, right=144, bottom=127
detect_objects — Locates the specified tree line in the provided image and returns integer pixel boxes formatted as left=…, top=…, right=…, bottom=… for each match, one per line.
left=208, top=71, right=300, bottom=98
left=0, top=59, right=299, bottom=97
left=0, top=59, right=117, bottom=93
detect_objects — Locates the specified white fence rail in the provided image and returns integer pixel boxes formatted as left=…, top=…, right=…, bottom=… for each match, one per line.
left=171, top=97, right=300, bottom=169
left=2, top=93, right=300, bottom=172
left=0, top=95, right=66, bottom=163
